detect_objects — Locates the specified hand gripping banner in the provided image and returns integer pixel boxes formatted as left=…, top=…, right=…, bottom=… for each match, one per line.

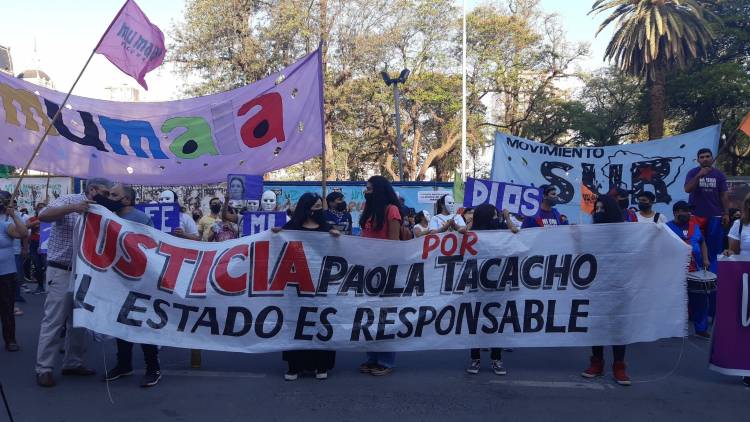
left=73, top=206, right=690, bottom=353
left=0, top=50, right=324, bottom=185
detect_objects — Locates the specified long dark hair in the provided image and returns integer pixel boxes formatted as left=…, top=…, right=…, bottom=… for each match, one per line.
left=359, top=175, right=400, bottom=231
left=415, top=211, right=427, bottom=226
left=593, top=194, right=624, bottom=224
left=284, top=192, right=329, bottom=230
left=471, top=203, right=498, bottom=231
left=436, top=194, right=452, bottom=215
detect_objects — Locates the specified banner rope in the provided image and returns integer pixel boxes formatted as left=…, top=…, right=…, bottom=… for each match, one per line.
left=632, top=337, right=686, bottom=384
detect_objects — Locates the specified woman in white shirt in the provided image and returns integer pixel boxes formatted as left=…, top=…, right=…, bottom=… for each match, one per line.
left=721, top=193, right=750, bottom=387
left=413, top=211, right=430, bottom=238
left=428, top=194, right=466, bottom=234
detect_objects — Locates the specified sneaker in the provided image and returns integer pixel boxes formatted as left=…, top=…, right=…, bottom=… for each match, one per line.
left=612, top=361, right=631, bottom=386
left=370, top=365, right=393, bottom=376
left=315, top=370, right=328, bottom=380
left=103, top=367, right=133, bottom=381
left=13, top=307, right=23, bottom=316
left=284, top=371, right=299, bottom=381
left=5, top=343, right=19, bottom=352
left=359, top=362, right=377, bottom=373
left=36, top=372, right=55, bottom=388
left=582, top=356, right=604, bottom=378
left=743, top=377, right=750, bottom=387
left=62, top=366, right=96, bottom=376
left=140, top=371, right=162, bottom=388
left=694, top=331, right=711, bottom=340
left=491, top=360, right=507, bottom=376
left=466, top=359, right=481, bottom=375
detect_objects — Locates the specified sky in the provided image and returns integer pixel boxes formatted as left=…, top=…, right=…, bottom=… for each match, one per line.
left=0, top=0, right=615, bottom=102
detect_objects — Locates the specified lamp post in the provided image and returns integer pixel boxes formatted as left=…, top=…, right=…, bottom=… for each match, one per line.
left=381, top=69, right=410, bottom=181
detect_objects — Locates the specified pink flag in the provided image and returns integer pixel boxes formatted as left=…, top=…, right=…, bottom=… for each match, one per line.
left=95, top=0, right=166, bottom=90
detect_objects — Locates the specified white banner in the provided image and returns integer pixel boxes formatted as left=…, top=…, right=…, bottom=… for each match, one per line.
left=491, top=126, right=721, bottom=222
left=73, top=206, right=689, bottom=353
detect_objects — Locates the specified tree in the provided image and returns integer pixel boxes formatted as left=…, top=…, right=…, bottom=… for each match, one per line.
left=170, top=0, right=468, bottom=181
left=590, top=0, right=718, bottom=140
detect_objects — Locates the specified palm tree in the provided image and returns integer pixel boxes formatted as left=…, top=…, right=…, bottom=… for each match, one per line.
left=590, top=0, right=718, bottom=139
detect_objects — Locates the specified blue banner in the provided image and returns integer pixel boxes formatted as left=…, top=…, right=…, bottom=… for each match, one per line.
left=490, top=125, right=721, bottom=223
left=464, top=177, right=541, bottom=217
left=242, top=211, right=287, bottom=235
left=135, top=203, right=180, bottom=233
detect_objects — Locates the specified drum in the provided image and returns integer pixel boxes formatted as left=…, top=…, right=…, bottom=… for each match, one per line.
left=686, top=270, right=717, bottom=294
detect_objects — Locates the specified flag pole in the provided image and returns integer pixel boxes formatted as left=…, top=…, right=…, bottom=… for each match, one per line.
left=10, top=0, right=128, bottom=201
left=11, top=50, right=97, bottom=201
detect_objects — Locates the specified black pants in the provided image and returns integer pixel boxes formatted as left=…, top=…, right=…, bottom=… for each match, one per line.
left=0, top=273, right=16, bottom=345
left=29, top=240, right=46, bottom=291
left=116, top=338, right=160, bottom=372
left=592, top=345, right=626, bottom=361
left=470, top=348, right=502, bottom=360
left=282, top=350, right=335, bottom=373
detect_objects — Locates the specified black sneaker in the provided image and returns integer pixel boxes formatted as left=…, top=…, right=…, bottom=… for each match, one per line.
left=103, top=367, right=133, bottom=381
left=491, top=360, right=507, bottom=376
left=140, top=371, right=161, bottom=388
left=466, top=359, right=480, bottom=374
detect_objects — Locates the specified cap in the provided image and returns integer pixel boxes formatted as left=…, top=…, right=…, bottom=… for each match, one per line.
left=672, top=200, right=693, bottom=212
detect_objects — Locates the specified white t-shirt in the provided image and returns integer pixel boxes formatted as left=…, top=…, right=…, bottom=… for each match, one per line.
left=428, top=213, right=466, bottom=232
left=179, top=212, right=199, bottom=236
left=728, top=219, right=750, bottom=256
left=636, top=211, right=667, bottom=224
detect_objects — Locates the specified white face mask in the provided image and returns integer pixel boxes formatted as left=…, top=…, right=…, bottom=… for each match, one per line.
left=247, top=200, right=260, bottom=212
left=159, top=191, right=176, bottom=204
left=261, top=191, right=277, bottom=211
left=445, top=195, right=456, bottom=214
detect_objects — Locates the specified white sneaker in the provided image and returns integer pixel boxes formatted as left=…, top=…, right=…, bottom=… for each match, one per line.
left=284, top=372, right=298, bottom=381
left=315, top=370, right=328, bottom=380
left=466, top=359, right=481, bottom=374
left=492, top=360, right=507, bottom=376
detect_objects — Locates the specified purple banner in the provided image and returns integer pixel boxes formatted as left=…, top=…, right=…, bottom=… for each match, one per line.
left=709, top=257, right=750, bottom=376
left=0, top=50, right=323, bottom=185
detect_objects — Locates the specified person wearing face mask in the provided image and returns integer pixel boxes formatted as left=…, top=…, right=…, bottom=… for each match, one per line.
left=428, top=194, right=467, bottom=234
left=582, top=194, right=633, bottom=386
left=103, top=184, right=162, bottom=387
left=634, top=192, right=666, bottom=223
left=614, top=188, right=638, bottom=222
left=325, top=192, right=352, bottom=235
left=522, top=185, right=568, bottom=228
left=34, top=177, right=113, bottom=387
left=198, top=197, right=224, bottom=241
left=272, top=193, right=339, bottom=380
left=666, top=201, right=711, bottom=339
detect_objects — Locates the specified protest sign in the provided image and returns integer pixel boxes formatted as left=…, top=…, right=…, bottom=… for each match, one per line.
left=39, top=222, right=52, bottom=254
left=73, top=205, right=689, bottom=353
left=227, top=174, right=263, bottom=201
left=242, top=211, right=287, bottom=236
left=418, top=191, right=452, bottom=204
left=709, top=256, right=750, bottom=376
left=464, top=178, right=541, bottom=217
left=135, top=203, right=179, bottom=233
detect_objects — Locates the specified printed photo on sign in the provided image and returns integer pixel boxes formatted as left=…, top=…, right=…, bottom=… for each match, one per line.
left=464, top=178, right=541, bottom=218
left=135, top=203, right=180, bottom=233
left=242, top=211, right=287, bottom=235
left=227, top=174, right=263, bottom=201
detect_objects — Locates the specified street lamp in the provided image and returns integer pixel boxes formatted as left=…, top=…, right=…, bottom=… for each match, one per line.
left=381, top=69, right=410, bottom=181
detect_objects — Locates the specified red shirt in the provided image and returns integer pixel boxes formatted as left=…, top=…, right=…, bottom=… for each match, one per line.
left=28, top=216, right=40, bottom=242
left=361, top=205, right=401, bottom=239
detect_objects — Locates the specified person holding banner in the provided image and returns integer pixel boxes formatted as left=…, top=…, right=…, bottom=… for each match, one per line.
left=428, top=194, right=466, bottom=234
left=614, top=188, right=638, bottom=222
left=666, top=201, right=712, bottom=339
left=35, top=178, right=113, bottom=387
left=0, top=191, right=27, bottom=352
left=466, top=203, right=511, bottom=376
left=722, top=192, right=750, bottom=387
left=325, top=192, right=352, bottom=235
left=359, top=176, right=402, bottom=376
left=684, top=148, right=729, bottom=274
left=582, top=194, right=631, bottom=386
left=522, top=185, right=568, bottom=228
left=635, top=192, right=666, bottom=223
left=273, top=193, right=339, bottom=380
left=413, top=211, right=430, bottom=238
left=103, top=184, right=162, bottom=387
left=159, top=190, right=199, bottom=241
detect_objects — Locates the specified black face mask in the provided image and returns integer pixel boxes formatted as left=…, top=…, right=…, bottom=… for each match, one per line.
left=676, top=214, right=690, bottom=224
left=545, top=196, right=560, bottom=205
left=638, top=203, right=652, bottom=212
left=310, top=209, right=325, bottom=223
left=94, top=194, right=125, bottom=213
left=210, top=204, right=221, bottom=214
left=192, top=213, right=201, bottom=222
left=336, top=202, right=347, bottom=212
left=364, top=192, right=373, bottom=202
left=593, top=212, right=606, bottom=224
left=618, top=199, right=629, bottom=209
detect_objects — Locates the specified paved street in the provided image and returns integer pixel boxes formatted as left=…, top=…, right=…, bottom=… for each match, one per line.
left=1, top=289, right=747, bottom=422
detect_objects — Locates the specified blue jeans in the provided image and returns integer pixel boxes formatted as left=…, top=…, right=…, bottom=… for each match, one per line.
left=366, top=352, right=395, bottom=368
left=688, top=291, right=715, bottom=332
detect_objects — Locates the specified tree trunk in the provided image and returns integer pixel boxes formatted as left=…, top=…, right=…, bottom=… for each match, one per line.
left=647, top=65, right=666, bottom=140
